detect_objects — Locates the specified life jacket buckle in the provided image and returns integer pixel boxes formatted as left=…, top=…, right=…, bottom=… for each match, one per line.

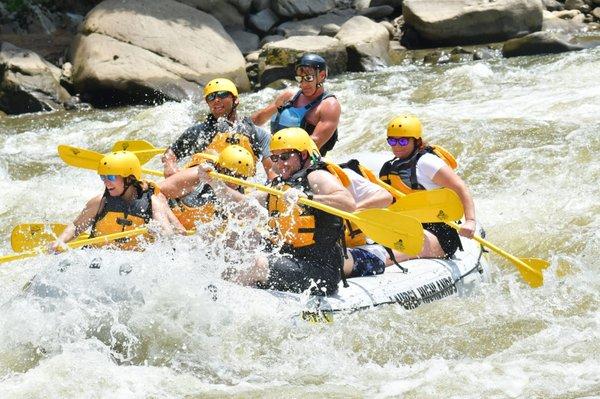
left=116, top=217, right=133, bottom=227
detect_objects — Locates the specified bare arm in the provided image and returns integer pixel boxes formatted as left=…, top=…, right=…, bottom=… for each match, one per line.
left=50, top=194, right=102, bottom=252
left=158, top=165, right=200, bottom=199
left=151, top=192, right=186, bottom=235
left=308, top=169, right=356, bottom=212
left=251, top=91, right=294, bottom=126
left=162, top=148, right=180, bottom=178
left=356, top=185, right=393, bottom=210
left=261, top=157, right=277, bottom=181
left=431, top=165, right=476, bottom=238
left=311, top=98, right=341, bottom=149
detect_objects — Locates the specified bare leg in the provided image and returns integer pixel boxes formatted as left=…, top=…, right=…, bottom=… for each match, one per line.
left=223, top=255, right=270, bottom=286
left=343, top=250, right=355, bottom=277
left=385, top=230, right=445, bottom=266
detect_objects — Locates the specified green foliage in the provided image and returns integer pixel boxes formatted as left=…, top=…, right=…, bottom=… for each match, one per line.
left=5, top=0, right=26, bottom=13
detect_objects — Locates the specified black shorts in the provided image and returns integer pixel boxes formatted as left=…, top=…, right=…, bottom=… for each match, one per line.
left=423, top=222, right=462, bottom=258
left=258, top=245, right=343, bottom=295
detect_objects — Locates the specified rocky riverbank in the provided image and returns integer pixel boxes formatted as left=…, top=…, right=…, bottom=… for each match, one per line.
left=1, top=0, right=599, bottom=115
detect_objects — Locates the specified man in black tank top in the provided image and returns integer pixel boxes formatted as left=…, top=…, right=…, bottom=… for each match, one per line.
left=252, top=54, right=341, bottom=156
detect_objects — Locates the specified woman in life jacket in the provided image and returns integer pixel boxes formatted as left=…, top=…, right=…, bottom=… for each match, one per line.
left=379, top=115, right=477, bottom=261
left=197, top=127, right=355, bottom=295
left=49, top=151, right=185, bottom=252
left=169, top=145, right=256, bottom=230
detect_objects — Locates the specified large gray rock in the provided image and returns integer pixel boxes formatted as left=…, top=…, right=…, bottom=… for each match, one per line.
left=276, top=9, right=356, bottom=37
left=71, top=0, right=249, bottom=106
left=177, top=0, right=244, bottom=28
left=403, top=0, right=544, bottom=46
left=249, top=8, right=280, bottom=33
left=272, top=0, right=336, bottom=18
left=259, top=35, right=347, bottom=86
left=335, top=16, right=391, bottom=71
left=0, top=42, right=72, bottom=115
left=229, top=30, right=260, bottom=55
left=502, top=31, right=584, bottom=57
left=542, top=10, right=587, bottom=32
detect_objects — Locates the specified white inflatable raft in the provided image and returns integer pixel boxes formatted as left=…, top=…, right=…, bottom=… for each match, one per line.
left=20, top=228, right=491, bottom=319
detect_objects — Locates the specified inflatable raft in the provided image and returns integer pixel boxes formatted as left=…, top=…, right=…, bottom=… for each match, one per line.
left=21, top=227, right=490, bottom=320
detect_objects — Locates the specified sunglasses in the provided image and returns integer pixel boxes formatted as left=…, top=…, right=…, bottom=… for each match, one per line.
left=387, top=137, right=411, bottom=147
left=295, top=74, right=315, bottom=83
left=100, top=174, right=118, bottom=182
left=205, top=91, right=231, bottom=102
left=269, top=151, right=298, bottom=162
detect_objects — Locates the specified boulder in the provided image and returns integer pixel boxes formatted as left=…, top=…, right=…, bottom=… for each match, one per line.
left=229, top=0, right=253, bottom=13
left=272, top=0, right=336, bottom=18
left=260, top=34, right=285, bottom=46
left=593, top=7, right=600, bottom=20
left=502, top=31, right=584, bottom=57
left=259, top=35, right=347, bottom=86
left=564, top=0, right=591, bottom=13
left=542, top=0, right=564, bottom=11
left=371, top=0, right=403, bottom=8
left=229, top=30, right=260, bottom=55
left=388, top=40, right=407, bottom=64
left=320, top=23, right=341, bottom=37
left=252, top=0, right=272, bottom=12
left=0, top=42, right=72, bottom=115
left=70, top=0, right=249, bottom=106
left=248, top=8, right=279, bottom=33
left=542, top=10, right=587, bottom=32
left=177, top=0, right=244, bottom=28
left=275, top=9, right=356, bottom=37
left=335, top=16, right=391, bottom=71
left=403, top=0, right=544, bottom=46
left=358, top=5, right=395, bottom=20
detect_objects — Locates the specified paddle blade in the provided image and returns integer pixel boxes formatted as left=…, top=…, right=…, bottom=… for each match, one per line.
left=515, top=263, right=544, bottom=288
left=112, top=140, right=165, bottom=164
left=58, top=145, right=103, bottom=170
left=521, top=257, right=550, bottom=271
left=353, top=209, right=424, bottom=255
left=388, top=188, right=464, bottom=222
left=11, top=223, right=89, bottom=252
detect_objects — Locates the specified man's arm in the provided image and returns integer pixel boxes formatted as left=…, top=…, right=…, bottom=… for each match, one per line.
left=311, top=97, right=341, bottom=149
left=308, top=169, right=356, bottom=212
left=251, top=90, right=295, bottom=126
left=162, top=124, right=204, bottom=177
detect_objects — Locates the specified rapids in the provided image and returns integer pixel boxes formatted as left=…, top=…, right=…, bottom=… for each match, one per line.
left=0, top=47, right=598, bottom=398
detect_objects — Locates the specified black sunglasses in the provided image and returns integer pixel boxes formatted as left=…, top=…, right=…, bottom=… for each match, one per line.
left=269, top=151, right=298, bottom=162
left=206, top=91, right=231, bottom=102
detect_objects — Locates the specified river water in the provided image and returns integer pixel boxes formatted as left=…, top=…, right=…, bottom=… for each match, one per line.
left=0, top=47, right=598, bottom=398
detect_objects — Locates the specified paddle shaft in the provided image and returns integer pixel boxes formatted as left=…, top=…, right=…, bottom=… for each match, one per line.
left=0, top=228, right=148, bottom=265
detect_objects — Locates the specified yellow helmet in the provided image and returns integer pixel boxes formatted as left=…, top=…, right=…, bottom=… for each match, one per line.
left=98, top=151, right=142, bottom=180
left=270, top=127, right=321, bottom=157
left=386, top=115, right=422, bottom=139
left=217, top=145, right=255, bottom=178
left=203, top=78, right=239, bottom=98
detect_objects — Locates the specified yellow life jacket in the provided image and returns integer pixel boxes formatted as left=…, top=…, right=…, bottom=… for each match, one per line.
left=90, top=182, right=158, bottom=250
left=379, top=145, right=457, bottom=194
left=266, top=162, right=343, bottom=251
left=205, top=132, right=258, bottom=163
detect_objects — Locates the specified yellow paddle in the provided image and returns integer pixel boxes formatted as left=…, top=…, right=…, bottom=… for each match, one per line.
left=0, top=228, right=148, bottom=265
left=376, top=178, right=548, bottom=288
left=11, top=223, right=89, bottom=252
left=58, top=145, right=164, bottom=177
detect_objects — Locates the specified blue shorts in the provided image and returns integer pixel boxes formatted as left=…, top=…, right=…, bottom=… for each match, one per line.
left=349, top=248, right=385, bottom=278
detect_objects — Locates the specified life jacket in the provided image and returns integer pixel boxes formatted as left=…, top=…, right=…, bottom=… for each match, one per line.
left=89, top=182, right=157, bottom=250
left=204, top=116, right=262, bottom=162
left=169, top=185, right=217, bottom=230
left=379, top=145, right=457, bottom=194
left=266, top=161, right=343, bottom=251
left=270, top=91, right=339, bottom=156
